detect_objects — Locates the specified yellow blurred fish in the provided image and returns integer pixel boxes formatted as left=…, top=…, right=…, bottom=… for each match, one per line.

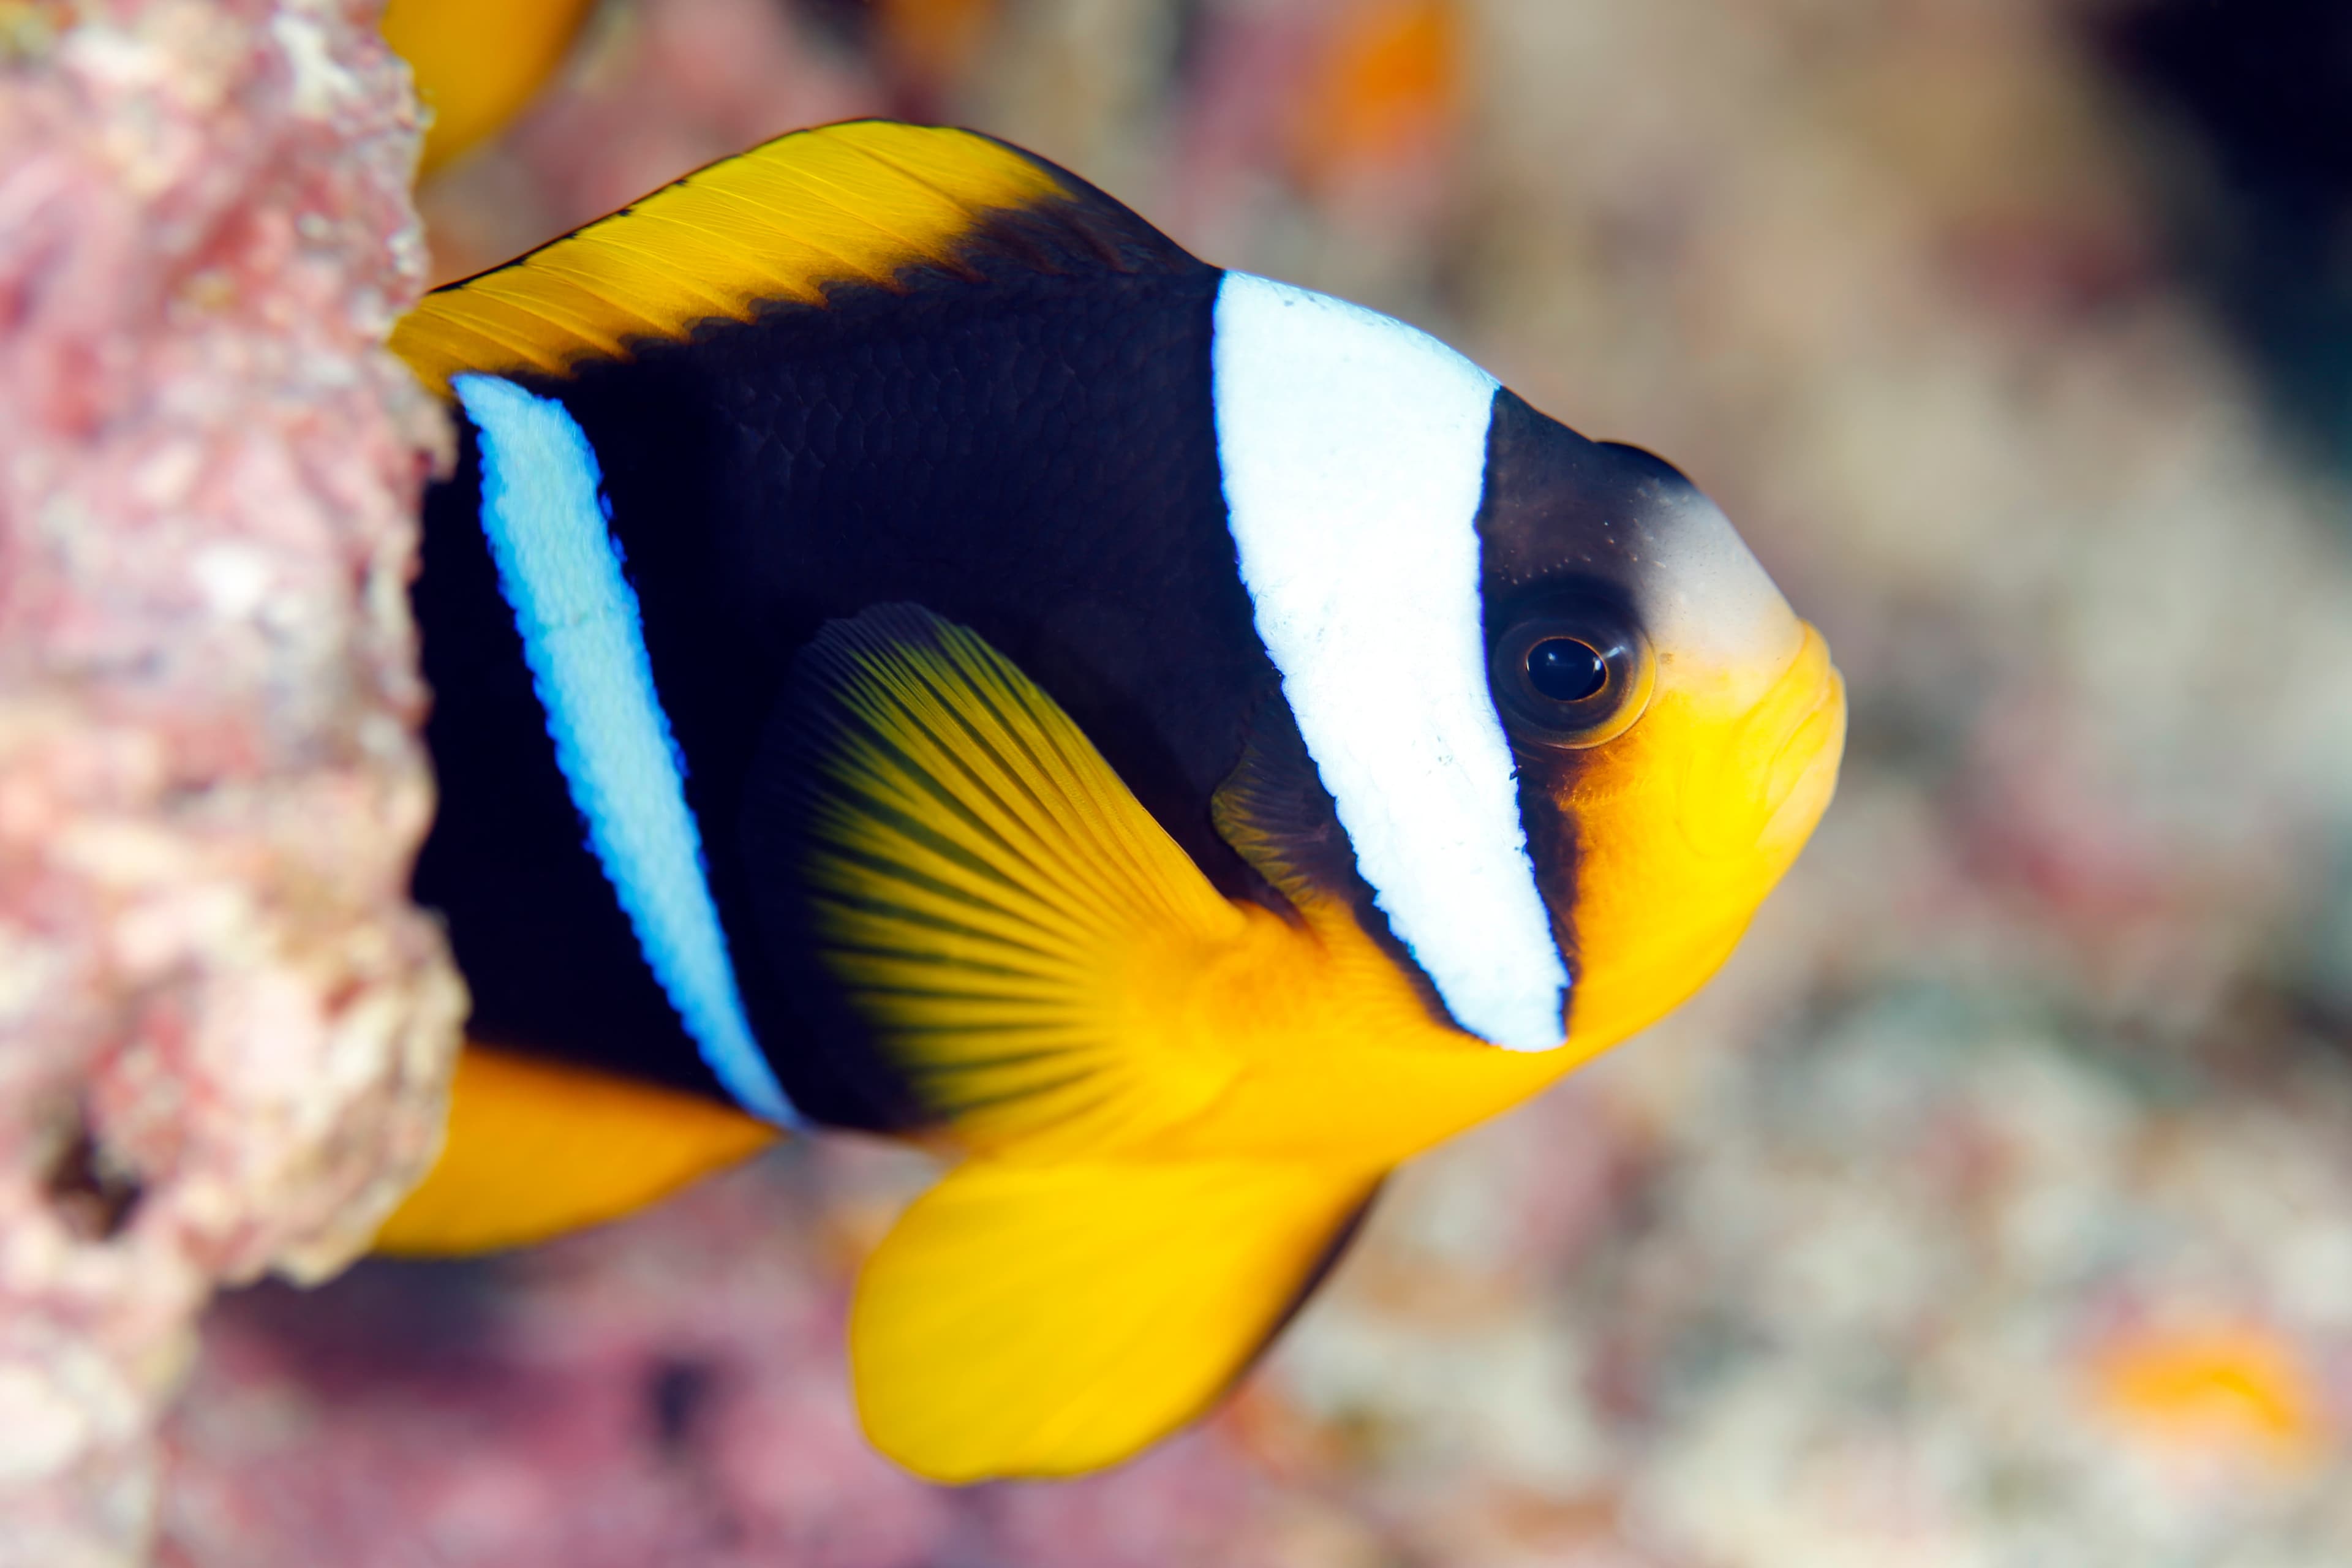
left=382, top=0, right=595, bottom=175
left=374, top=120, right=1847, bottom=1482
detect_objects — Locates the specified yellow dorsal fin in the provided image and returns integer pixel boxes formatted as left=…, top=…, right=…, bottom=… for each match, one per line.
left=373, top=1044, right=778, bottom=1256
left=763, top=605, right=1270, bottom=1156
left=853, top=1155, right=1382, bottom=1480
left=391, top=122, right=1083, bottom=397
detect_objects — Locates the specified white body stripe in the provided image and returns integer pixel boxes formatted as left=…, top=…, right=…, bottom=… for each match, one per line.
left=454, top=374, right=804, bottom=1125
left=1210, top=274, right=1568, bottom=1052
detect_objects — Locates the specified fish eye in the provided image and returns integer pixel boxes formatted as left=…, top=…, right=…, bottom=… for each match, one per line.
left=1488, top=595, right=1655, bottom=748
left=1527, top=638, right=1607, bottom=702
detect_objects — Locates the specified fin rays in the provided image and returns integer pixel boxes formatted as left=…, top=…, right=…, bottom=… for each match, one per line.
left=393, top=123, right=1078, bottom=396
left=775, top=607, right=1248, bottom=1150
left=850, top=1156, right=1383, bottom=1480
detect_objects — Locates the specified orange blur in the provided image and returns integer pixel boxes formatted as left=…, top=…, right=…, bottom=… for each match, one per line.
left=2096, top=1321, right=2326, bottom=1465
left=1291, top=0, right=1463, bottom=186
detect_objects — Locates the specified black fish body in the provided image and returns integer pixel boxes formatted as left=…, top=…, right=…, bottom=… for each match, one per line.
left=414, top=202, right=1267, bottom=1125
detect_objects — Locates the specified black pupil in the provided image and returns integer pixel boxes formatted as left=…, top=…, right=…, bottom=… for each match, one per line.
left=1528, top=638, right=1608, bottom=703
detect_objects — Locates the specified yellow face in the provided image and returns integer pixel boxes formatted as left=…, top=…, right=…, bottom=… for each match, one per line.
left=1525, top=621, right=1844, bottom=1055
left=1474, top=407, right=1845, bottom=1063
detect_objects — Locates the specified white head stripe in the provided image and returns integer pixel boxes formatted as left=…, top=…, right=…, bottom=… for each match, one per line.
left=455, top=374, right=803, bottom=1125
left=1210, top=274, right=1568, bottom=1052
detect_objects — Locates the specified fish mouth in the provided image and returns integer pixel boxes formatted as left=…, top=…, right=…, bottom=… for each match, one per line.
left=1757, top=628, right=1846, bottom=842
left=1673, top=621, right=1845, bottom=859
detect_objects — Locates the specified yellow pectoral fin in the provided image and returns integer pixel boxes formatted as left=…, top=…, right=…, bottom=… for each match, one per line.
left=775, top=605, right=1261, bottom=1156
left=851, top=1155, right=1382, bottom=1482
left=374, top=1045, right=779, bottom=1256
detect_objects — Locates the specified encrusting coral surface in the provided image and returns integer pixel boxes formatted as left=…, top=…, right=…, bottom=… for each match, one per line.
left=0, top=1, right=464, bottom=1562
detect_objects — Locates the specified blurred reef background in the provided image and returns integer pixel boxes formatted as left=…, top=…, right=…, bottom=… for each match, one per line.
left=166, top=0, right=2352, bottom=1562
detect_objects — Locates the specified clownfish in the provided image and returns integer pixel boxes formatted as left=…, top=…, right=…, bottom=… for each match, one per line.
left=374, top=121, right=1846, bottom=1483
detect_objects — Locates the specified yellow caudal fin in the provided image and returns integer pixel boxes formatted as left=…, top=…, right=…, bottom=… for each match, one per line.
left=758, top=605, right=1290, bottom=1158
left=853, top=1155, right=1382, bottom=1481
left=374, top=1045, right=778, bottom=1256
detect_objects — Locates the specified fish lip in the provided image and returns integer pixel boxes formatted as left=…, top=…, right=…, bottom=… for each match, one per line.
left=1756, top=650, right=1845, bottom=835
left=1705, top=624, right=1845, bottom=842
left=1666, top=628, right=1841, bottom=862
left=1766, top=660, right=1842, bottom=776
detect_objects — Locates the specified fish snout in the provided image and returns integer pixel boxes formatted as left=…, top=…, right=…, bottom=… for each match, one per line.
left=1677, top=623, right=1846, bottom=859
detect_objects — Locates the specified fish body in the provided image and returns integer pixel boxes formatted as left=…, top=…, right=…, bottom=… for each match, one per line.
left=379, top=121, right=1845, bottom=1481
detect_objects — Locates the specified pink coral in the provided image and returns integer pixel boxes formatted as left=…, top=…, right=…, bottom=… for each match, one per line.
left=0, top=0, right=462, bottom=1562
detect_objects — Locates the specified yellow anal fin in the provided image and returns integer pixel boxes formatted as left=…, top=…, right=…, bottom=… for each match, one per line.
left=374, top=1044, right=779, bottom=1256
left=852, top=1155, right=1382, bottom=1481
left=391, top=121, right=1086, bottom=398
left=768, top=605, right=1268, bottom=1156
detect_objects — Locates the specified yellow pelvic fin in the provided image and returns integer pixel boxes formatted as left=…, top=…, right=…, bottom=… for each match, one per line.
left=391, top=121, right=1072, bottom=396
left=374, top=1044, right=778, bottom=1256
left=853, top=1155, right=1381, bottom=1482
left=778, top=606, right=1259, bottom=1157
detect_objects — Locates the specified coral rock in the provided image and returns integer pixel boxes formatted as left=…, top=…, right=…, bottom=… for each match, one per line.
left=0, top=1, right=464, bottom=1562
